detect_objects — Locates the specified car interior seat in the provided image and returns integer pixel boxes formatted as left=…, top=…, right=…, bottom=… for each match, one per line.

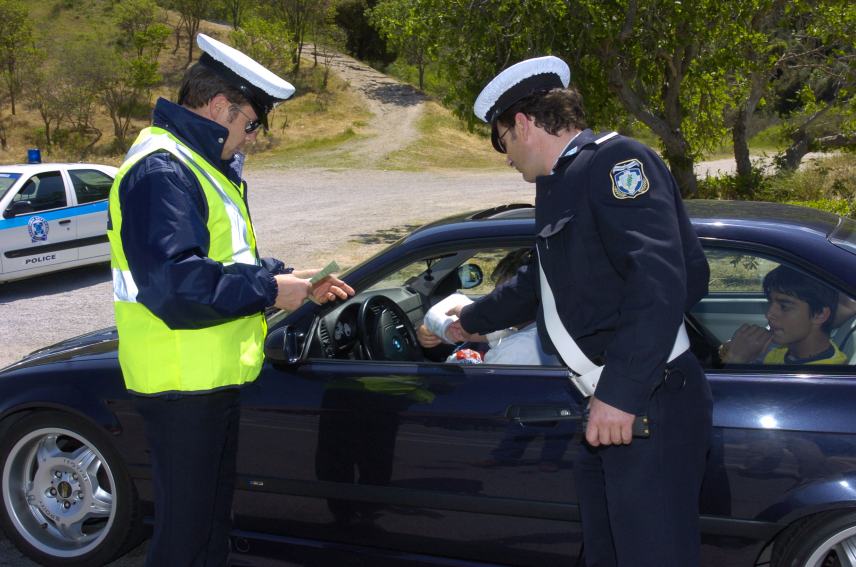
left=832, top=315, right=856, bottom=364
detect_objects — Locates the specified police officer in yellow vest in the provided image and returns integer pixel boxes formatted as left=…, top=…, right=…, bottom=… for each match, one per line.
left=107, top=34, right=353, bottom=566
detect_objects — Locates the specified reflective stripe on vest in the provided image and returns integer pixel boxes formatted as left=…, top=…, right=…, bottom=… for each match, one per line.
left=107, top=127, right=266, bottom=395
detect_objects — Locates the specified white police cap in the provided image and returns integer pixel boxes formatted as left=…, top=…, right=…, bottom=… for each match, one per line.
left=196, top=33, right=295, bottom=125
left=473, top=56, right=570, bottom=152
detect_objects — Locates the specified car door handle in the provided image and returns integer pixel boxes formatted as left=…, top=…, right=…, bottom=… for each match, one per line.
left=58, top=219, right=71, bottom=225
left=506, top=404, right=582, bottom=423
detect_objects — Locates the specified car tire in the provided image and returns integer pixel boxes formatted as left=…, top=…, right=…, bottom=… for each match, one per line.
left=772, top=509, right=856, bottom=567
left=0, top=411, right=142, bottom=566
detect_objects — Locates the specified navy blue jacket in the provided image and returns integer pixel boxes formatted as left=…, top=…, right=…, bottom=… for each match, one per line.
left=113, top=98, right=286, bottom=330
left=460, top=130, right=709, bottom=414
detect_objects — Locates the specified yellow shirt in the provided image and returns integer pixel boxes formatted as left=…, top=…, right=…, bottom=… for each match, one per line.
left=763, top=342, right=847, bottom=365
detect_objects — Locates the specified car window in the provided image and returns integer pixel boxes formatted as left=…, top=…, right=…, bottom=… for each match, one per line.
left=11, top=172, right=67, bottom=213
left=693, top=247, right=855, bottom=368
left=0, top=172, right=21, bottom=200
left=365, top=247, right=529, bottom=299
left=68, top=169, right=113, bottom=204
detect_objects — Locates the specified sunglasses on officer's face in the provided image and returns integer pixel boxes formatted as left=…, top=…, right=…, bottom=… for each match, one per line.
left=233, top=106, right=262, bottom=134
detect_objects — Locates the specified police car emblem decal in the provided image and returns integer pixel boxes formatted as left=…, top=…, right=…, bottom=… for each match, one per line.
left=27, top=216, right=49, bottom=243
left=610, top=159, right=649, bottom=199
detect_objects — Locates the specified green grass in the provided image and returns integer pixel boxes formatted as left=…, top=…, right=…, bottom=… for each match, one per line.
left=381, top=102, right=504, bottom=171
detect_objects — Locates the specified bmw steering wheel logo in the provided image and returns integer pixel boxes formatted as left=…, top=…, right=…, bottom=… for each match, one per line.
left=392, top=337, right=403, bottom=351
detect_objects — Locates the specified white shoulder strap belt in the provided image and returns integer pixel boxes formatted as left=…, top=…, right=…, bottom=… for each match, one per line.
left=537, top=248, right=689, bottom=397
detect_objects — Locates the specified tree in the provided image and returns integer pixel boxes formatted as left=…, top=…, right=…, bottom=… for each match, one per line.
left=334, top=0, right=396, bottom=66
left=421, top=0, right=745, bottom=195
left=115, top=0, right=171, bottom=58
left=561, top=0, right=745, bottom=196
left=165, top=0, right=209, bottom=64
left=369, top=0, right=439, bottom=90
left=54, top=42, right=105, bottom=159
left=222, top=0, right=256, bottom=29
left=263, top=0, right=328, bottom=72
left=24, top=53, right=68, bottom=149
left=230, top=16, right=293, bottom=76
left=0, top=0, right=33, bottom=115
left=773, top=0, right=855, bottom=171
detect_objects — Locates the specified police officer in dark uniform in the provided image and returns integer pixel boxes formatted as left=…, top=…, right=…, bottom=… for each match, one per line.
left=445, top=56, right=712, bottom=566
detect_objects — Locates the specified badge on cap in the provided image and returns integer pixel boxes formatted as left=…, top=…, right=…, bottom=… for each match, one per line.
left=610, top=159, right=649, bottom=200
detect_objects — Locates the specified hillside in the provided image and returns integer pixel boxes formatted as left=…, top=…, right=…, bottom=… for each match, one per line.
left=0, top=0, right=500, bottom=170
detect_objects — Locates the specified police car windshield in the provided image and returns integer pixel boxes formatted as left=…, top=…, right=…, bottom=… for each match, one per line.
left=0, top=173, right=21, bottom=200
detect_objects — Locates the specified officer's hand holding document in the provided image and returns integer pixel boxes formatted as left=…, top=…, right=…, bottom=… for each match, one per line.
left=307, top=261, right=354, bottom=304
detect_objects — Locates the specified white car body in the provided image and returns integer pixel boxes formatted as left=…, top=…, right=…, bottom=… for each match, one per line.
left=0, top=163, right=117, bottom=283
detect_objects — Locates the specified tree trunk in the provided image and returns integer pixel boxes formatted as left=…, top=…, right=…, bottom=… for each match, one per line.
left=777, top=106, right=831, bottom=172
left=779, top=136, right=809, bottom=172
left=663, top=147, right=698, bottom=198
left=5, top=61, right=15, bottom=115
left=78, top=127, right=102, bottom=161
left=607, top=63, right=698, bottom=196
left=173, top=17, right=183, bottom=55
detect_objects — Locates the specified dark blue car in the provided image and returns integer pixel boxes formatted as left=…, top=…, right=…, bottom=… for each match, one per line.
left=1, top=200, right=855, bottom=567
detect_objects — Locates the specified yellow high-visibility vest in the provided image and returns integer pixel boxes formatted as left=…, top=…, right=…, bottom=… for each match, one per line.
left=107, top=127, right=266, bottom=394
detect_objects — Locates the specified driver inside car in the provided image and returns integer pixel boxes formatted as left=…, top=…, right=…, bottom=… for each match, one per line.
left=417, top=248, right=557, bottom=365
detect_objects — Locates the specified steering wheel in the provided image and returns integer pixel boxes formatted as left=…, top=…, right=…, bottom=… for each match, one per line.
left=357, top=295, right=423, bottom=362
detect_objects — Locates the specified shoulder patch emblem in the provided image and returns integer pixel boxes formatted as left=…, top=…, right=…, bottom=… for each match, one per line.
left=610, top=159, right=649, bottom=200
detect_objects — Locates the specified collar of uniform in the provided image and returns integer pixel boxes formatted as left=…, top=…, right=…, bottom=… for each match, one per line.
left=550, top=129, right=597, bottom=174
left=549, top=130, right=585, bottom=173
left=151, top=98, right=239, bottom=180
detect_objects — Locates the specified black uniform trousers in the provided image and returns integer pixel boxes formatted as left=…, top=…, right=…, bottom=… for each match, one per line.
left=134, top=388, right=241, bottom=567
left=575, top=351, right=713, bottom=567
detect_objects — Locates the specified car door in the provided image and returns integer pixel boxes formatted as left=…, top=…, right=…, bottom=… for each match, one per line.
left=65, top=167, right=114, bottom=261
left=237, top=242, right=586, bottom=565
left=0, top=170, right=78, bottom=278
left=238, top=350, right=583, bottom=566
left=692, top=245, right=856, bottom=567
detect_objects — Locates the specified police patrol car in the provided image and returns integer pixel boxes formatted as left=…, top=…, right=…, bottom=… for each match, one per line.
left=0, top=162, right=116, bottom=283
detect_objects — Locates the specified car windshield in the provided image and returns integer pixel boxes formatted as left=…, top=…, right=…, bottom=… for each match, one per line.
left=0, top=172, right=21, bottom=200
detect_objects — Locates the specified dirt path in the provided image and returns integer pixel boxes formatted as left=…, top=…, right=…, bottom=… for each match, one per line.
left=317, top=48, right=427, bottom=166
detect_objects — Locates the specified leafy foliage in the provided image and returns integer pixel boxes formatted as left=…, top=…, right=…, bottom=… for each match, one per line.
left=334, top=0, right=396, bottom=67
left=231, top=16, right=294, bottom=77
left=0, top=0, right=34, bottom=115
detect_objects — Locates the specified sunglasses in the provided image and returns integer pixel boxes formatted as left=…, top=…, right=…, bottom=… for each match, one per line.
left=496, top=125, right=512, bottom=153
left=233, top=106, right=262, bottom=134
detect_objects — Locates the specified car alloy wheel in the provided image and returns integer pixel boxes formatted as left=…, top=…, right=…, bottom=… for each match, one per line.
left=0, top=411, right=140, bottom=566
left=773, top=510, right=856, bottom=567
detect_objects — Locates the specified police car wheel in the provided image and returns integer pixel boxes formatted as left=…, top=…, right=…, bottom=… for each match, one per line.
left=0, top=411, right=142, bottom=566
left=771, top=509, right=856, bottom=567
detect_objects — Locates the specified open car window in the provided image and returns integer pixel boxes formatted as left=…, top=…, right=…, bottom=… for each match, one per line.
left=693, top=247, right=856, bottom=369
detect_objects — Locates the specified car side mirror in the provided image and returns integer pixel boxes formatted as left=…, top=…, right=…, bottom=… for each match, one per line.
left=457, top=263, right=484, bottom=289
left=264, top=325, right=305, bottom=365
left=4, top=201, right=33, bottom=218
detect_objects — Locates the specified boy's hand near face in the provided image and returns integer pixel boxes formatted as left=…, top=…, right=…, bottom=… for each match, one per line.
left=720, top=324, right=773, bottom=363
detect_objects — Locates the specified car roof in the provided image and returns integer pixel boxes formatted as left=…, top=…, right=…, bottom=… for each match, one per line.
left=411, top=200, right=842, bottom=236
left=0, top=163, right=117, bottom=174
left=402, top=200, right=855, bottom=291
